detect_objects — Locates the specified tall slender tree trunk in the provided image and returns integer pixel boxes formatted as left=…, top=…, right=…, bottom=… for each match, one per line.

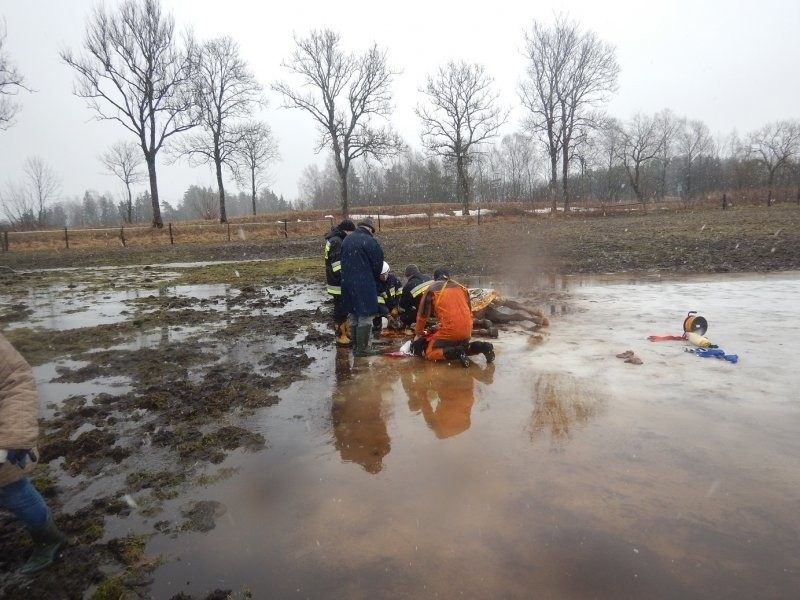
left=549, top=152, right=558, bottom=213
left=337, top=167, right=349, bottom=217
left=216, top=159, right=227, bottom=223
left=561, top=142, right=570, bottom=213
left=146, top=155, right=163, bottom=228
left=767, top=170, right=775, bottom=206
left=125, top=183, right=133, bottom=223
left=251, top=170, right=257, bottom=216
left=456, top=156, right=470, bottom=215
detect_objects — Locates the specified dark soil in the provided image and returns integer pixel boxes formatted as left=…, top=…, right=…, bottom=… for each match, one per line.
left=0, top=205, right=798, bottom=600
left=2, top=206, right=798, bottom=275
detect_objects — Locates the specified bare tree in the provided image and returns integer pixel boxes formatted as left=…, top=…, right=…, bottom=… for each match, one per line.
left=273, top=29, right=402, bottom=216
left=61, top=0, right=196, bottom=228
left=521, top=15, right=619, bottom=211
left=99, top=140, right=145, bottom=223
left=0, top=182, right=35, bottom=228
left=617, top=113, right=664, bottom=208
left=653, top=109, right=681, bottom=200
left=0, top=19, right=31, bottom=130
left=677, top=119, right=714, bottom=201
left=174, top=36, right=262, bottom=223
left=746, top=119, right=800, bottom=206
left=417, top=61, right=507, bottom=214
left=183, top=184, right=218, bottom=220
left=24, top=156, right=60, bottom=227
left=1, top=156, right=59, bottom=228
left=233, top=121, right=279, bottom=216
left=520, top=20, right=562, bottom=209
left=595, top=117, right=625, bottom=203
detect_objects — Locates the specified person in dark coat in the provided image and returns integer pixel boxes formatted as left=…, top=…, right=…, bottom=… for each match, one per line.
left=399, top=264, right=432, bottom=328
left=324, top=219, right=356, bottom=346
left=341, top=217, right=385, bottom=356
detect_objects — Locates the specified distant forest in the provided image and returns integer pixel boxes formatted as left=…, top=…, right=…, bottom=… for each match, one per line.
left=2, top=3, right=799, bottom=230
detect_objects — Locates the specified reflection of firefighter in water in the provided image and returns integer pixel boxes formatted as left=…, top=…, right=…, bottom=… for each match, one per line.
left=331, top=364, right=395, bottom=474
left=401, top=361, right=494, bottom=439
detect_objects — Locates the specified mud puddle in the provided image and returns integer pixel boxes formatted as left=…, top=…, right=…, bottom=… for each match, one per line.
left=142, top=273, right=799, bottom=599
left=2, top=269, right=799, bottom=599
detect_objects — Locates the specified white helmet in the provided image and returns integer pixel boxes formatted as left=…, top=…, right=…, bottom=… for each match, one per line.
left=381, top=261, right=390, bottom=275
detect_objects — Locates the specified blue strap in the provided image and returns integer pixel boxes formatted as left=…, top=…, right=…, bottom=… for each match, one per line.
left=685, top=347, right=738, bottom=364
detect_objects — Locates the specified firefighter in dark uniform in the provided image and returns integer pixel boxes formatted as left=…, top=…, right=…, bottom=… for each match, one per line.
left=373, top=262, right=403, bottom=335
left=399, top=263, right=432, bottom=329
left=324, top=219, right=356, bottom=346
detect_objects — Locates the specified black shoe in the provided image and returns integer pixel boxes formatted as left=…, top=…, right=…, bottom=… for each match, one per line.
left=458, top=350, right=471, bottom=368
left=484, top=348, right=495, bottom=363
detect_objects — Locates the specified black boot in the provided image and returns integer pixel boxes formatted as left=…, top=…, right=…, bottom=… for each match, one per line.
left=468, top=341, right=495, bottom=363
left=20, top=518, right=67, bottom=575
left=353, top=325, right=381, bottom=357
left=444, top=346, right=471, bottom=368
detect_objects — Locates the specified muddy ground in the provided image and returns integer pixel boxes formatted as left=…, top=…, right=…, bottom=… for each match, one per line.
left=0, top=206, right=798, bottom=600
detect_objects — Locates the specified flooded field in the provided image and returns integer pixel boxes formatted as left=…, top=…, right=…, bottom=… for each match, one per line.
left=2, top=267, right=799, bottom=599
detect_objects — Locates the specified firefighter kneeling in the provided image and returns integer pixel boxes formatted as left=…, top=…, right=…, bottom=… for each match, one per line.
left=412, top=267, right=495, bottom=368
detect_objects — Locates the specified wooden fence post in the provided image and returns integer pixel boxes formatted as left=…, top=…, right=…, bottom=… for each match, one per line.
left=477, top=206, right=481, bottom=225
left=283, top=219, right=288, bottom=237
left=120, top=226, right=126, bottom=247
left=227, top=222, right=231, bottom=241
left=377, top=212, right=381, bottom=231
left=169, top=222, right=174, bottom=245
left=64, top=227, right=69, bottom=249
left=2, top=230, right=8, bottom=252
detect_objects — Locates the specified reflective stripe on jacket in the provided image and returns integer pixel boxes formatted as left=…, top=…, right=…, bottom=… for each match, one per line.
left=324, top=228, right=346, bottom=296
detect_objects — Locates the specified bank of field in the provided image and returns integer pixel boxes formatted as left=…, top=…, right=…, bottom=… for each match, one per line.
left=1, top=205, right=799, bottom=276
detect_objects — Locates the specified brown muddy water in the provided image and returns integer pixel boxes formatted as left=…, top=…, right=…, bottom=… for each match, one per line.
left=6, top=269, right=800, bottom=599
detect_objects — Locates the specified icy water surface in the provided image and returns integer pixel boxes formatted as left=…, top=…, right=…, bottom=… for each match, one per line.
left=140, top=272, right=800, bottom=599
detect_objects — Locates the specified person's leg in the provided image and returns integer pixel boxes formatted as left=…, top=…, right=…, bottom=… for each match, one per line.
left=427, top=337, right=470, bottom=367
left=372, top=315, right=383, bottom=336
left=1, top=477, right=67, bottom=575
left=0, top=477, right=49, bottom=530
left=332, top=298, right=350, bottom=346
left=353, top=314, right=380, bottom=356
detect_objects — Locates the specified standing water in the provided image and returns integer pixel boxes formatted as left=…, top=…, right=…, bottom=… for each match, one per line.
left=138, top=272, right=800, bottom=599
left=7, top=268, right=796, bottom=599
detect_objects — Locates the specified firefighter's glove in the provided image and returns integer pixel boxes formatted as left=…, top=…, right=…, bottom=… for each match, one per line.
left=1, top=449, right=37, bottom=469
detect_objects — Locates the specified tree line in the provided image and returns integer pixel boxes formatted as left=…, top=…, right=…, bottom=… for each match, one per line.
left=2, top=3, right=800, bottom=231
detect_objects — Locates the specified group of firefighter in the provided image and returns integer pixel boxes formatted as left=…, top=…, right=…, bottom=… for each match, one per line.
left=324, top=218, right=494, bottom=367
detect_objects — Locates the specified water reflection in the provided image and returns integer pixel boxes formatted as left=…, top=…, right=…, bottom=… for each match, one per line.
left=330, top=354, right=396, bottom=474
left=529, top=372, right=605, bottom=445
left=401, top=361, right=494, bottom=439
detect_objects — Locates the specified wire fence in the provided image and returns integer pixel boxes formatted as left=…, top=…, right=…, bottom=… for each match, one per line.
left=2, top=194, right=790, bottom=253
left=0, top=210, right=491, bottom=252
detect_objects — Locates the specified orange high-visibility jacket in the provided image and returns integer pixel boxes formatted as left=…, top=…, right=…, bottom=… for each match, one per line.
left=414, top=279, right=473, bottom=341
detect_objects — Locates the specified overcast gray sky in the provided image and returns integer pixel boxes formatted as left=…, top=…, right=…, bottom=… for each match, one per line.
left=1, top=0, right=799, bottom=207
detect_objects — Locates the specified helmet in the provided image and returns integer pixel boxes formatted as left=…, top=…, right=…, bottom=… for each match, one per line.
left=381, top=261, right=390, bottom=275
